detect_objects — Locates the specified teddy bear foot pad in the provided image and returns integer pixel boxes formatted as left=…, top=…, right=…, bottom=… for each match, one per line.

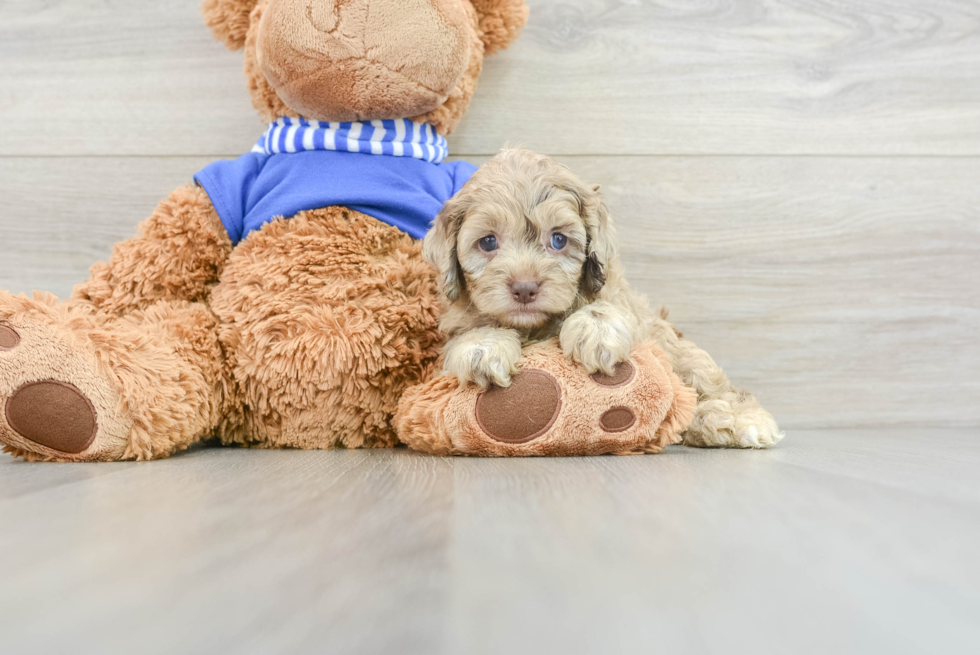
left=476, top=362, right=644, bottom=443
left=0, top=301, right=134, bottom=462
left=395, top=340, right=696, bottom=457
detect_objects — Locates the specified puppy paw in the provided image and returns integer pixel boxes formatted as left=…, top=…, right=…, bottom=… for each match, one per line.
left=684, top=394, right=784, bottom=449
left=442, top=327, right=523, bottom=389
left=559, top=301, right=635, bottom=375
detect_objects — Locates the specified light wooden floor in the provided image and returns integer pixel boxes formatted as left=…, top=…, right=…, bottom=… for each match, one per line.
left=1, top=430, right=978, bottom=654
left=1, top=1, right=979, bottom=653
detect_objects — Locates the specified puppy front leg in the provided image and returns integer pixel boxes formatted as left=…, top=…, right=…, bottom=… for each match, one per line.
left=646, top=313, right=784, bottom=449
left=559, top=300, right=636, bottom=375
left=442, top=327, right=523, bottom=389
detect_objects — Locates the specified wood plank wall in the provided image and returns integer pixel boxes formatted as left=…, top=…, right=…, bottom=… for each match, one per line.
left=1, top=0, right=978, bottom=429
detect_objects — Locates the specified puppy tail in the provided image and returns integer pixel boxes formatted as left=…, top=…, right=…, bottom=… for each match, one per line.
left=658, top=306, right=684, bottom=339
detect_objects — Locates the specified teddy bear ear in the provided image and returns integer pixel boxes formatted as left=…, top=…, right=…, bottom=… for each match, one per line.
left=201, top=0, right=259, bottom=51
left=469, top=0, right=530, bottom=55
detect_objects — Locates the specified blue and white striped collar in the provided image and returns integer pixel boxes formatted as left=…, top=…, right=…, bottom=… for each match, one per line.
left=252, top=117, right=449, bottom=164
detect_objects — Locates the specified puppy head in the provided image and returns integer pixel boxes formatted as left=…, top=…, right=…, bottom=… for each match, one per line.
left=424, top=148, right=617, bottom=329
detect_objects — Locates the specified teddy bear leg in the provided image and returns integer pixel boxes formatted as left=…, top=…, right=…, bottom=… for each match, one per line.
left=0, top=295, right=228, bottom=461
left=0, top=185, right=234, bottom=461
left=645, top=311, right=784, bottom=449
left=209, top=207, right=443, bottom=450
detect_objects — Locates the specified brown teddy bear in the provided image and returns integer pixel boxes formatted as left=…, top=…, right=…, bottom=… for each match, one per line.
left=0, top=0, right=529, bottom=461
left=0, top=0, right=774, bottom=462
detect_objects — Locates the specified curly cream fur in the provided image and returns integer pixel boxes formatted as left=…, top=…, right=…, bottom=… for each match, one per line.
left=425, top=149, right=784, bottom=448
left=559, top=299, right=636, bottom=376
left=442, top=326, right=522, bottom=388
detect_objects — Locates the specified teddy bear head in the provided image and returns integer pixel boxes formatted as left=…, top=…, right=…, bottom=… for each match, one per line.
left=202, top=0, right=528, bottom=135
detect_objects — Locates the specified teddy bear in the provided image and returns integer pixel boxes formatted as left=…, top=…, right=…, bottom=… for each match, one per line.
left=0, top=0, right=530, bottom=461
left=0, top=0, right=780, bottom=462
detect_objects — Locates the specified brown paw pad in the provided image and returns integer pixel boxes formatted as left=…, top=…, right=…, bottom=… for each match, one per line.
left=5, top=380, right=98, bottom=454
left=475, top=370, right=561, bottom=444
left=600, top=406, right=636, bottom=433
left=590, top=360, right=635, bottom=388
left=0, top=325, right=20, bottom=351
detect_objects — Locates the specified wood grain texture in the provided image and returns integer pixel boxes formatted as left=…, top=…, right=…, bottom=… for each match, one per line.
left=0, top=431, right=977, bottom=655
left=1, top=155, right=976, bottom=429
left=0, top=448, right=456, bottom=655
left=2, top=0, right=980, bottom=156
left=0, top=157, right=213, bottom=296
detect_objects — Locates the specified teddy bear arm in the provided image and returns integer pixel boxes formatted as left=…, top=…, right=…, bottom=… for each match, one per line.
left=71, top=184, right=233, bottom=315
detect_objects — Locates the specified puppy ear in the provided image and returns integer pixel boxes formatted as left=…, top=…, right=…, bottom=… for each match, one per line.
left=202, top=0, right=258, bottom=51
left=423, top=197, right=468, bottom=302
left=469, top=0, right=530, bottom=55
left=571, top=183, right=617, bottom=300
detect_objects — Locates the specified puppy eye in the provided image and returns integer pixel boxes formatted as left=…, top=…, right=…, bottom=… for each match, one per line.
left=479, top=235, right=498, bottom=252
left=550, top=233, right=568, bottom=250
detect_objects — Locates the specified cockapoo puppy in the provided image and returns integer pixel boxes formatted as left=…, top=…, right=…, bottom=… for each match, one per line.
left=423, top=148, right=783, bottom=448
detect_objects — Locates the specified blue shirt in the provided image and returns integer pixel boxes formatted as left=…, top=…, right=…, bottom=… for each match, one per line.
left=194, top=149, right=476, bottom=245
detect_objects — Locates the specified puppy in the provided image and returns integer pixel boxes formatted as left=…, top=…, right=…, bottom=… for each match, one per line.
left=423, top=148, right=783, bottom=448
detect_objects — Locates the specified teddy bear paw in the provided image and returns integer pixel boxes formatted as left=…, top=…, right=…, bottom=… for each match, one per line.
left=0, top=299, right=133, bottom=462
left=396, top=340, right=695, bottom=457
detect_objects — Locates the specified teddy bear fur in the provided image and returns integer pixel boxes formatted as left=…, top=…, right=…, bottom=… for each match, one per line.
left=0, top=0, right=529, bottom=462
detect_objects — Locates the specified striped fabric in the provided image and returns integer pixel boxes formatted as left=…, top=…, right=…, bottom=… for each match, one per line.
left=252, top=117, right=449, bottom=164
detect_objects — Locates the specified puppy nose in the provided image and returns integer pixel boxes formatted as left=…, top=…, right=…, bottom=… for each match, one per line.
left=510, top=280, right=540, bottom=305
